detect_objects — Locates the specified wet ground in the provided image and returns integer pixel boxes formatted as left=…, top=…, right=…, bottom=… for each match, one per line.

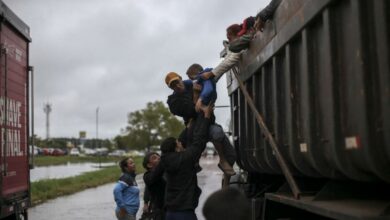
left=28, top=156, right=223, bottom=220
left=30, top=162, right=115, bottom=182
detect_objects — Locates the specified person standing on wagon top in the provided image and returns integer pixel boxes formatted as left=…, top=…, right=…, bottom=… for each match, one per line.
left=200, top=0, right=282, bottom=81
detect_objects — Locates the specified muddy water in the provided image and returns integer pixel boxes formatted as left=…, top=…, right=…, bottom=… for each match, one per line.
left=29, top=156, right=223, bottom=220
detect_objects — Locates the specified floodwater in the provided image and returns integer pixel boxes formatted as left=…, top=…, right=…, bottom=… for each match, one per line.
left=30, top=162, right=116, bottom=182
left=28, top=156, right=223, bottom=220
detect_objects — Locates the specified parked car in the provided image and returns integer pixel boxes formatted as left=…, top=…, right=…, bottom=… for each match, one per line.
left=84, top=148, right=96, bottom=156
left=69, top=148, right=80, bottom=156
left=128, top=150, right=145, bottom=157
left=29, top=145, right=41, bottom=155
left=108, top=150, right=126, bottom=157
left=42, top=148, right=54, bottom=156
left=52, top=149, right=65, bottom=156
left=95, top=148, right=109, bottom=156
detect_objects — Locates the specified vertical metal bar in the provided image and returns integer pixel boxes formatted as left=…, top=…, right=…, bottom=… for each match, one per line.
left=1, top=44, right=7, bottom=176
left=285, top=44, right=295, bottom=164
left=232, top=68, right=301, bottom=199
left=0, top=20, right=2, bottom=200
left=300, top=29, right=311, bottom=157
left=238, top=88, right=249, bottom=170
left=252, top=76, right=258, bottom=165
left=233, top=91, right=243, bottom=168
left=246, top=78, right=255, bottom=170
left=373, top=0, right=390, bottom=162
left=322, top=8, right=343, bottom=174
left=272, top=57, right=279, bottom=144
left=29, top=66, right=34, bottom=169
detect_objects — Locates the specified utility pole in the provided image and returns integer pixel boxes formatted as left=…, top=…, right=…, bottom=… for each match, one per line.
left=96, top=107, right=99, bottom=145
left=43, top=103, right=52, bottom=140
left=96, top=107, right=101, bottom=168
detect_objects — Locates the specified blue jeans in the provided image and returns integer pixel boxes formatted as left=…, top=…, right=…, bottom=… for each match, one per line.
left=165, top=210, right=197, bottom=220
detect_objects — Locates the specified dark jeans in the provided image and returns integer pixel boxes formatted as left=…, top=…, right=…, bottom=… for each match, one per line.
left=165, top=210, right=197, bottom=220
left=209, top=123, right=236, bottom=166
left=140, top=210, right=165, bottom=220
left=180, top=122, right=236, bottom=166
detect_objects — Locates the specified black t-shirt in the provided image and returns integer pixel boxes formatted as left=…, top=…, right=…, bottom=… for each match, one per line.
left=167, top=84, right=197, bottom=125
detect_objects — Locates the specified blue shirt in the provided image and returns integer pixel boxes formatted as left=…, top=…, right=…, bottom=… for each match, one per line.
left=113, top=172, right=140, bottom=215
left=191, top=67, right=217, bottom=105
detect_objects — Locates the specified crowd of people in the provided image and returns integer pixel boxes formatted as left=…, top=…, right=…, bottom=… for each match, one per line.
left=113, top=1, right=280, bottom=219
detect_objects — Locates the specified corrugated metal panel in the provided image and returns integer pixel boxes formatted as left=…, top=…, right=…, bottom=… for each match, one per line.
left=0, top=1, right=31, bottom=42
left=0, top=9, right=29, bottom=198
left=227, top=0, right=390, bottom=183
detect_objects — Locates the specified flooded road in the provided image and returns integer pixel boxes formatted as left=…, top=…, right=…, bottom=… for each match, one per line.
left=29, top=156, right=223, bottom=220
left=30, top=162, right=116, bottom=182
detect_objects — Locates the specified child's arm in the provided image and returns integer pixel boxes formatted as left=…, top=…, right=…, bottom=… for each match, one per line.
left=195, top=80, right=214, bottom=112
left=199, top=80, right=214, bottom=105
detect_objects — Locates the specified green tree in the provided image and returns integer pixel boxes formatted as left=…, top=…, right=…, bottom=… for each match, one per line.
left=116, top=101, right=184, bottom=151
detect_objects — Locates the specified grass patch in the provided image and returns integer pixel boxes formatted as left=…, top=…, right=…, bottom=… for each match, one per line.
left=31, top=157, right=145, bottom=206
left=33, top=155, right=128, bottom=167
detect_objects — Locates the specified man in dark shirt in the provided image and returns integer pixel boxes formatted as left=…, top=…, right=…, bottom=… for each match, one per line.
left=165, top=72, right=236, bottom=176
left=143, top=152, right=166, bottom=220
left=160, top=105, right=212, bottom=220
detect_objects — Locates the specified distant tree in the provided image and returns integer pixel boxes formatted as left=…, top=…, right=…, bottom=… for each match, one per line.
left=116, top=101, right=184, bottom=151
left=29, top=135, right=44, bottom=147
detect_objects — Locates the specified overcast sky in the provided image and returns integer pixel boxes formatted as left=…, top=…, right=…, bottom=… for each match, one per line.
left=4, top=0, right=268, bottom=139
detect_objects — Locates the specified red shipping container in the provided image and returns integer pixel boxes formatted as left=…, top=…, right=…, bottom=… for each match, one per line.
left=0, top=2, right=31, bottom=219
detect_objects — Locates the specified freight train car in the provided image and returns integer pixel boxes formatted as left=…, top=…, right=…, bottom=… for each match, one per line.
left=0, top=1, right=32, bottom=220
left=225, top=0, right=389, bottom=219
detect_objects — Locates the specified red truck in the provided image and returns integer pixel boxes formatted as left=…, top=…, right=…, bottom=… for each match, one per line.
left=0, top=1, right=32, bottom=219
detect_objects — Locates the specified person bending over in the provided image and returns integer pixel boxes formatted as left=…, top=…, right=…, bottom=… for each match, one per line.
left=160, top=105, right=212, bottom=220
left=142, top=152, right=166, bottom=220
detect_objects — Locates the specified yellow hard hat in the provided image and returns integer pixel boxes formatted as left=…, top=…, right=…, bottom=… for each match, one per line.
left=165, top=72, right=182, bottom=87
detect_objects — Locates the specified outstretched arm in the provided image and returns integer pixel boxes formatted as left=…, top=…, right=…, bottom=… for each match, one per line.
left=209, top=51, right=241, bottom=81
left=257, top=0, right=281, bottom=21
left=255, top=0, right=281, bottom=31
